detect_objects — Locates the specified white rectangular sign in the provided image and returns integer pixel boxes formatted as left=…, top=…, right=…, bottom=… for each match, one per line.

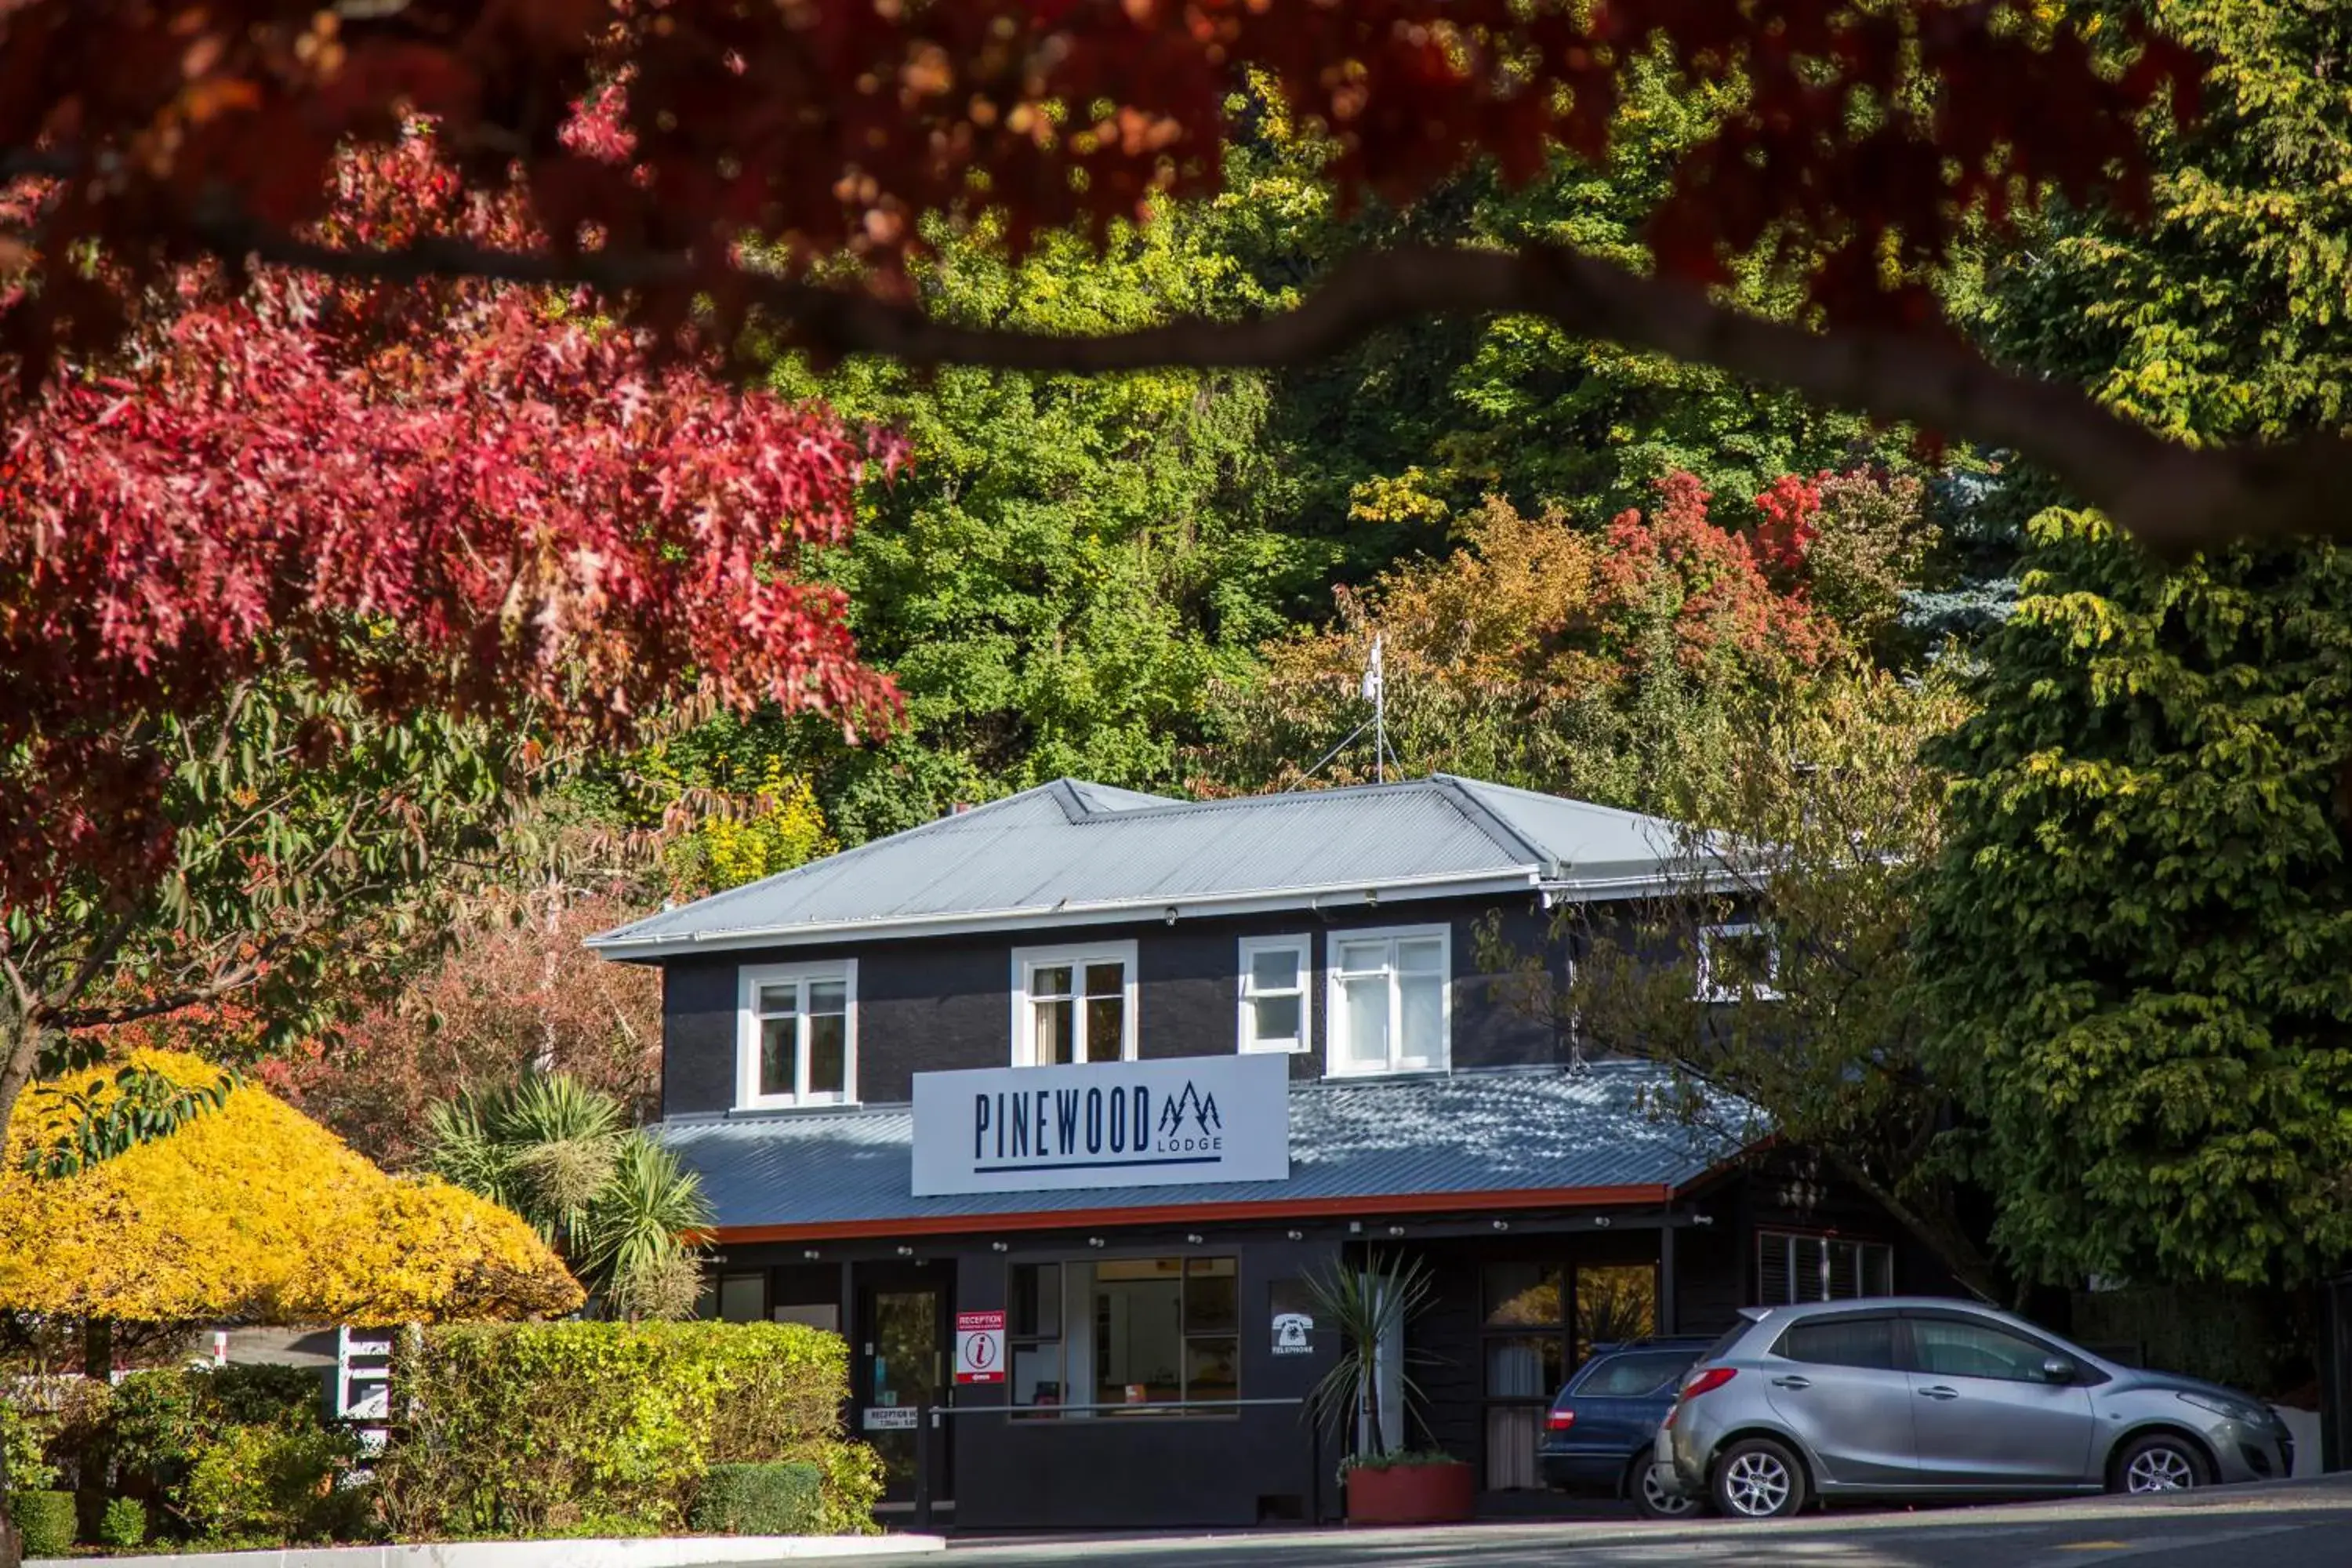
left=911, top=1053, right=1290, bottom=1197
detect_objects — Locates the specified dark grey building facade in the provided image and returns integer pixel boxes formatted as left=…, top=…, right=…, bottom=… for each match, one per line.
left=592, top=776, right=1952, bottom=1528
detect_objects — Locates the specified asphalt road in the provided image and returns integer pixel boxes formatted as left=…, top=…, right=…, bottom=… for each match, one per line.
left=859, top=1476, right=2352, bottom=1568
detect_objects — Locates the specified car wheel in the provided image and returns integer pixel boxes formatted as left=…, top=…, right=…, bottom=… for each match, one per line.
left=1711, top=1437, right=1808, bottom=1520
left=2114, top=1433, right=2210, bottom=1495
left=1630, top=1455, right=1700, bottom=1519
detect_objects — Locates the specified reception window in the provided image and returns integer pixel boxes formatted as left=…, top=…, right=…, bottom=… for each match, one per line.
left=1009, top=1256, right=1240, bottom=1415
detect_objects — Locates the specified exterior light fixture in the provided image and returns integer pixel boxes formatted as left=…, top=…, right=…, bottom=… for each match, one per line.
left=1386, top=1225, right=1405, bottom=1238
left=1491, top=1219, right=1509, bottom=1232
left=991, top=1241, right=1009, bottom=1253
left=1287, top=1230, right=1304, bottom=1241
left=1165, top=906, right=1179, bottom=925
left=1592, top=1216, right=1612, bottom=1229
left=1348, top=1221, right=1363, bottom=1234
left=1693, top=1214, right=1715, bottom=1227
left=1088, top=1236, right=1106, bottom=1248
left=897, top=1245, right=916, bottom=1257
left=1185, top=1233, right=1203, bottom=1245
left=802, top=1249, right=820, bottom=1261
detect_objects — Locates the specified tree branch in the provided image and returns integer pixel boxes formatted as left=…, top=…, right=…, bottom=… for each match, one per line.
left=147, top=196, right=2332, bottom=557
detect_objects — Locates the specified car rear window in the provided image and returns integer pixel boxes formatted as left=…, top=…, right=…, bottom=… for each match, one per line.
left=1697, top=1320, right=1754, bottom=1365
left=1777, top=1316, right=1898, bottom=1370
left=1567, top=1351, right=1698, bottom=1399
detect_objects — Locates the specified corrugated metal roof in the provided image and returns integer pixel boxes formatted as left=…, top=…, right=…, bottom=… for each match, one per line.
left=590, top=774, right=1693, bottom=956
left=658, top=1062, right=1747, bottom=1235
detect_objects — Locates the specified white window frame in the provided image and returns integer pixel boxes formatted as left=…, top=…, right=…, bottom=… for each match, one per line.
left=1323, top=922, right=1451, bottom=1077
left=1010, top=939, right=1139, bottom=1066
left=735, top=959, right=858, bottom=1109
left=1697, top=921, right=1781, bottom=1003
left=1236, top=934, right=1313, bottom=1054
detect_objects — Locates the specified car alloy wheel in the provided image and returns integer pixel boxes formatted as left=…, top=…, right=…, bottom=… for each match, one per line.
left=1712, top=1438, right=1806, bottom=1520
left=2122, top=1440, right=2201, bottom=1494
left=1634, top=1460, right=1697, bottom=1519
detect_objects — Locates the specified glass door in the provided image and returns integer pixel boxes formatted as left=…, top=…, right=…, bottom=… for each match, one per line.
left=857, top=1279, right=946, bottom=1502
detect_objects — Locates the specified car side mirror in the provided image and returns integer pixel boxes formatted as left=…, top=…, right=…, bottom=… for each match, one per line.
left=2040, top=1356, right=2078, bottom=1384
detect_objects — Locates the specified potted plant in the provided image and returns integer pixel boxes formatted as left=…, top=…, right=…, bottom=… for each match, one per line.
left=1304, top=1250, right=1473, bottom=1525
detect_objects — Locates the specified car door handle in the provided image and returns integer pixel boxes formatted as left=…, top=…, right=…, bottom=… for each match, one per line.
left=1918, top=1385, right=1960, bottom=1401
left=1769, top=1376, right=1812, bottom=1390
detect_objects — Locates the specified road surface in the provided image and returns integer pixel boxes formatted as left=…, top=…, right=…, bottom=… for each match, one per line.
left=854, top=1476, right=2352, bottom=1568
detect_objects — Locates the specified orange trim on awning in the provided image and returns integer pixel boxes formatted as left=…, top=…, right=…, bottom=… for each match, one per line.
left=710, top=1181, right=1675, bottom=1244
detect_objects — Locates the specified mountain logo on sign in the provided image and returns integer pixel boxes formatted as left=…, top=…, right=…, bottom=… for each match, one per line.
left=1159, top=1081, right=1221, bottom=1142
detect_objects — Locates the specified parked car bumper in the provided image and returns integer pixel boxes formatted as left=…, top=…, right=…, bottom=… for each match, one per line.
left=2205, top=1422, right=2293, bottom=1484
left=1537, top=1448, right=1632, bottom=1493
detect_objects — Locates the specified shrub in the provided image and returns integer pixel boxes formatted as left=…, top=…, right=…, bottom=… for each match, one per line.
left=208, top=1363, right=328, bottom=1428
left=690, top=1462, right=822, bottom=1535
left=100, top=1495, right=150, bottom=1548
left=1, top=1398, right=58, bottom=1491
left=181, top=1422, right=364, bottom=1544
left=378, top=1320, right=874, bottom=1539
left=9, top=1490, right=76, bottom=1557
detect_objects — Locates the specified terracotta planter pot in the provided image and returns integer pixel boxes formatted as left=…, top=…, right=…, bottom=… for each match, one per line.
left=1344, top=1459, right=1475, bottom=1525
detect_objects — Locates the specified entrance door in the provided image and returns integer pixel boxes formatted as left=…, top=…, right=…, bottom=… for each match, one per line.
left=855, top=1272, right=949, bottom=1504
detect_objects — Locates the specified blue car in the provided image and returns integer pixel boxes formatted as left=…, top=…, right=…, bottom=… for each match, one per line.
left=1537, top=1336, right=1716, bottom=1517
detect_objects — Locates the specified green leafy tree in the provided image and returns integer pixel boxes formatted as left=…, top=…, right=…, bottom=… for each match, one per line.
left=1484, top=668, right=1999, bottom=1297
left=424, top=1074, right=712, bottom=1320
left=1916, top=0, right=2352, bottom=1290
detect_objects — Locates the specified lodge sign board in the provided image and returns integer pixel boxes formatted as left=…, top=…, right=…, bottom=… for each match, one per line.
left=910, top=1053, right=1290, bottom=1197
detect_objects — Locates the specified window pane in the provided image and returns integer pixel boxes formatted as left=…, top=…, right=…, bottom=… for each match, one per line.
left=1250, top=993, right=1301, bottom=1046
left=1033, top=964, right=1075, bottom=1000
left=1911, top=1319, right=2049, bottom=1383
left=1084, top=961, right=1124, bottom=998
left=1013, top=1343, right=1064, bottom=1410
left=717, top=1273, right=764, bottom=1323
left=1396, top=938, right=1445, bottom=975
left=1249, top=946, right=1301, bottom=993
left=1575, top=1352, right=1694, bottom=1397
left=1035, top=998, right=1076, bottom=1065
left=1575, top=1265, right=1657, bottom=1363
left=1336, top=940, right=1388, bottom=976
left=807, top=1011, right=846, bottom=1097
left=1185, top=1258, right=1238, bottom=1334
left=1759, top=1235, right=1793, bottom=1305
left=1011, top=1263, right=1062, bottom=1339
left=1483, top=1336, right=1565, bottom=1399
left=1398, top=968, right=1444, bottom=1062
left=759, top=1017, right=795, bottom=1098
left=1341, top=974, right=1389, bottom=1065
left=1185, top=1337, right=1239, bottom=1403
left=808, top=979, right=848, bottom=1016
left=1792, top=1236, right=1828, bottom=1302
left=1828, top=1241, right=1860, bottom=1300
left=1484, top=1263, right=1563, bottom=1327
left=1095, top=1261, right=1185, bottom=1407
left=1084, top=995, right=1124, bottom=1062
left=1865, top=1246, right=1894, bottom=1296
left=1780, top=1316, right=1896, bottom=1370
left=757, top=983, right=801, bottom=1017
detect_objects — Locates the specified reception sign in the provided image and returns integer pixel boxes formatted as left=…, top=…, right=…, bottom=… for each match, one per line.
left=911, top=1052, right=1290, bottom=1197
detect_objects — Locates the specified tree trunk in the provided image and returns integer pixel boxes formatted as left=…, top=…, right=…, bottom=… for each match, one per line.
left=0, top=1003, right=34, bottom=1568
left=84, top=1318, right=114, bottom=1383
left=1826, top=1151, right=2013, bottom=1307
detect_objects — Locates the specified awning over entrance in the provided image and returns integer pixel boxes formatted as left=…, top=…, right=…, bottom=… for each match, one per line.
left=659, top=1061, right=1751, bottom=1240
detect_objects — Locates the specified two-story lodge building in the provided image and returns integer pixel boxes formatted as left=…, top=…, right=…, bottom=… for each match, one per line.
left=588, top=775, right=1951, bottom=1529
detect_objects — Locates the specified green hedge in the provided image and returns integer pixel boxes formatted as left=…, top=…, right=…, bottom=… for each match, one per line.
left=691, top=1461, right=823, bottom=1535
left=10, top=1490, right=77, bottom=1558
left=377, top=1320, right=880, bottom=1540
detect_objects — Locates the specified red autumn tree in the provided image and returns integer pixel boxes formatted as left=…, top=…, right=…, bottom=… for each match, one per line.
left=3, top=1, right=2313, bottom=552
left=0, top=118, right=898, bottom=1135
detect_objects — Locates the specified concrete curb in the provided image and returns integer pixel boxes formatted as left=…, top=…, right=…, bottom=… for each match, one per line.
left=31, top=1534, right=946, bottom=1568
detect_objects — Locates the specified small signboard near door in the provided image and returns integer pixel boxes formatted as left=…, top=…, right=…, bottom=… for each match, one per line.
left=955, top=1309, right=1006, bottom=1385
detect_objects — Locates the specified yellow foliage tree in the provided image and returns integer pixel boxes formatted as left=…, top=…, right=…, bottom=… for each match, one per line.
left=0, top=1051, right=581, bottom=1323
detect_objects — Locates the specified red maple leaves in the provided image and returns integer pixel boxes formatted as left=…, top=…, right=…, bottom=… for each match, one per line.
left=1, top=127, right=899, bottom=906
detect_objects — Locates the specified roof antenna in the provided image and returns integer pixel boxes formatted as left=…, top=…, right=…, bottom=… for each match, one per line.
left=1362, top=633, right=1386, bottom=784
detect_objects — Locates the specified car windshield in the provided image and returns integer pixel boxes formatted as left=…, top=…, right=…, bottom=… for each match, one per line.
left=1567, top=1351, right=1698, bottom=1399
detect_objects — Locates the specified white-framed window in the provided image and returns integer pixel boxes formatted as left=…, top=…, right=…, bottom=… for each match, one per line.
left=1756, top=1229, right=1894, bottom=1305
left=736, top=960, right=858, bottom=1109
left=1325, top=924, right=1450, bottom=1076
left=1011, top=940, right=1138, bottom=1065
left=1697, top=921, right=1780, bottom=1002
left=1237, top=935, right=1312, bottom=1054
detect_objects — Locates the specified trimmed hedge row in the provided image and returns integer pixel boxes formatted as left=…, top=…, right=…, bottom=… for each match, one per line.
left=377, top=1320, right=881, bottom=1540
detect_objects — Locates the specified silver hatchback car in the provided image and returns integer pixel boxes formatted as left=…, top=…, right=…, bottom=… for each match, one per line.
left=1657, top=1298, right=2292, bottom=1519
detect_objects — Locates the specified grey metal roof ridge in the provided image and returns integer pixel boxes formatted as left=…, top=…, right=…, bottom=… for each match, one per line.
left=1040, top=773, right=1468, bottom=828
left=583, top=782, right=1076, bottom=949
left=1422, top=774, right=1561, bottom=873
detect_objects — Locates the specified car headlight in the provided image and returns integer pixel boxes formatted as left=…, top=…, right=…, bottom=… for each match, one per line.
left=2178, top=1391, right=2264, bottom=1425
